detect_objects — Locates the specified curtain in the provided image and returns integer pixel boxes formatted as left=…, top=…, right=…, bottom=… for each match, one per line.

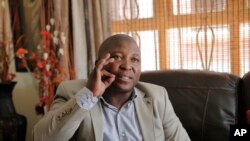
left=71, top=0, right=111, bottom=79
left=53, top=0, right=75, bottom=79
left=0, top=0, right=15, bottom=79
left=71, top=0, right=88, bottom=79
left=10, top=0, right=111, bottom=79
left=0, top=0, right=13, bottom=48
left=84, top=0, right=111, bottom=75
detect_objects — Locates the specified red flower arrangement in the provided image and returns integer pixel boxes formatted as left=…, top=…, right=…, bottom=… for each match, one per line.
left=16, top=18, right=67, bottom=115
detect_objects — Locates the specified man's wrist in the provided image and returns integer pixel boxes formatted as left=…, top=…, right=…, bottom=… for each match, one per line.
left=75, top=87, right=98, bottom=110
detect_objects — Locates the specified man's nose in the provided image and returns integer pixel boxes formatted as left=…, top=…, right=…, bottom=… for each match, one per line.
left=120, top=59, right=132, bottom=70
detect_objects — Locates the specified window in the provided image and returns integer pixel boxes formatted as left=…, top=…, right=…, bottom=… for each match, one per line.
left=111, top=0, right=250, bottom=76
left=111, top=0, right=153, bottom=20
left=139, top=30, right=159, bottom=71
left=168, top=25, right=230, bottom=72
left=240, top=23, right=250, bottom=76
left=173, top=0, right=226, bottom=15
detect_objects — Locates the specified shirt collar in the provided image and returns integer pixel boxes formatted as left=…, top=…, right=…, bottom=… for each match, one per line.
left=100, top=88, right=138, bottom=105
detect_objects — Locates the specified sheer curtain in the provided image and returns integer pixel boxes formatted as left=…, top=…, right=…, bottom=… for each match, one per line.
left=71, top=0, right=111, bottom=79
left=53, top=0, right=75, bottom=79
left=0, top=0, right=14, bottom=74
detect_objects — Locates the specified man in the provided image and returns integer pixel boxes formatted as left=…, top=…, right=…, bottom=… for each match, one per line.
left=33, top=34, right=190, bottom=141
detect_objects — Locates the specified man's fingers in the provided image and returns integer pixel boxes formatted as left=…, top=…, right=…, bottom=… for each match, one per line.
left=96, top=53, right=110, bottom=67
left=95, top=53, right=114, bottom=71
left=102, top=70, right=115, bottom=78
left=101, top=70, right=115, bottom=81
left=102, top=70, right=116, bottom=87
left=104, top=76, right=115, bottom=88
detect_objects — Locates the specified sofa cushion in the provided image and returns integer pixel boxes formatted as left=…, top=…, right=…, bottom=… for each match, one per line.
left=140, top=70, right=241, bottom=141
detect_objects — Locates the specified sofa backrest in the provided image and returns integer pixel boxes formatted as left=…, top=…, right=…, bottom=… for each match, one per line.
left=140, top=70, right=242, bottom=141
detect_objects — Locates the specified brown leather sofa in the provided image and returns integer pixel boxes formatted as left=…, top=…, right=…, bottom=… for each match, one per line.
left=140, top=70, right=249, bottom=141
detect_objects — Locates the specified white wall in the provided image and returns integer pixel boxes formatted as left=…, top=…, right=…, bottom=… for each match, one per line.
left=13, top=73, right=42, bottom=141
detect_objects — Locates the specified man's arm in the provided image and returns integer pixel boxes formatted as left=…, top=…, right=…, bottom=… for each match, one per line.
left=33, top=53, right=115, bottom=141
left=33, top=81, right=93, bottom=141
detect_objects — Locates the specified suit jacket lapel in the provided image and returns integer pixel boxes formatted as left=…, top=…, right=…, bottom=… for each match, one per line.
left=90, top=101, right=103, bottom=141
left=134, top=88, right=154, bottom=141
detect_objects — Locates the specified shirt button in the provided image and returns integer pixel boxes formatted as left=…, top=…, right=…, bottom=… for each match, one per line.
left=121, top=132, right=125, bottom=137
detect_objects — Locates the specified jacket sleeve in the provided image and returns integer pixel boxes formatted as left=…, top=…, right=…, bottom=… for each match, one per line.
left=161, top=87, right=191, bottom=141
left=33, top=81, right=91, bottom=141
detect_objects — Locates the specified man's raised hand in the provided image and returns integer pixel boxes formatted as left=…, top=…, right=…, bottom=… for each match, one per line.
left=86, top=53, right=115, bottom=97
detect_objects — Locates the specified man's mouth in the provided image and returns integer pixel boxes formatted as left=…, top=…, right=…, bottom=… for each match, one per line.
left=118, top=75, right=131, bottom=80
left=116, top=74, right=133, bottom=82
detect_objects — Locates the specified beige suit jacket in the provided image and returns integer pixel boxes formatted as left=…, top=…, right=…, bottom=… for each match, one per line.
left=33, top=80, right=190, bottom=141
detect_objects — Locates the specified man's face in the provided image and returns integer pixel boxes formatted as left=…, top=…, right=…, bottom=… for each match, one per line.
left=102, top=40, right=141, bottom=93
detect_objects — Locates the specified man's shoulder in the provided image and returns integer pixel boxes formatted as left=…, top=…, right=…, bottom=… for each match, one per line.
left=135, top=81, right=167, bottom=96
left=56, top=79, right=88, bottom=94
left=136, top=81, right=165, bottom=89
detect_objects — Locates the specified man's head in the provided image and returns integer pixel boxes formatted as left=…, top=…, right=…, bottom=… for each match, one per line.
left=98, top=34, right=141, bottom=93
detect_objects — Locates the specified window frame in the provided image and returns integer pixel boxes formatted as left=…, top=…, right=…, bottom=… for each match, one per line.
left=111, top=0, right=250, bottom=76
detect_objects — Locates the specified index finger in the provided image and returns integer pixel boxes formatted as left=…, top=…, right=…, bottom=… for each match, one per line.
left=95, top=53, right=114, bottom=71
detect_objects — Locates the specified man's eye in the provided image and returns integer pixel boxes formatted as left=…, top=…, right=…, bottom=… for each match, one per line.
left=131, top=58, right=140, bottom=63
left=111, top=55, right=122, bottom=60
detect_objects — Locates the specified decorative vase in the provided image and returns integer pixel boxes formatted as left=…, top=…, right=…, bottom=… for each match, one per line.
left=0, top=82, right=27, bottom=141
